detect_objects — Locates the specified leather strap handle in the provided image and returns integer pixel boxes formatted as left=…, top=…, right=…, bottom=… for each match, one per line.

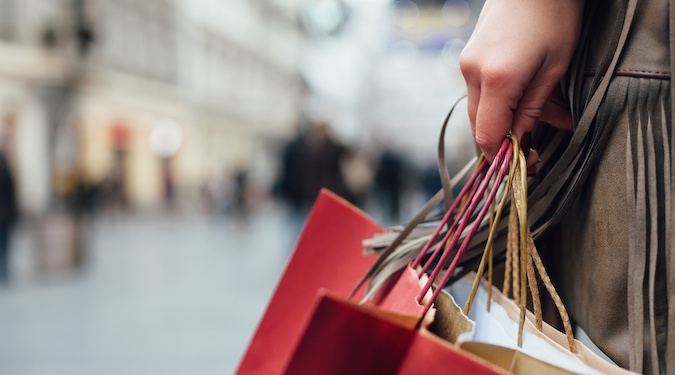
left=348, top=97, right=476, bottom=300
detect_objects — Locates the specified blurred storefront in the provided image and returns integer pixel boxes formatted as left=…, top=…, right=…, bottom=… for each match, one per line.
left=0, top=0, right=307, bottom=214
left=0, top=0, right=308, bottom=274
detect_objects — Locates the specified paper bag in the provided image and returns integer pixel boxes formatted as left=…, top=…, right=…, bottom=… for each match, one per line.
left=284, top=291, right=505, bottom=375
left=237, top=189, right=425, bottom=374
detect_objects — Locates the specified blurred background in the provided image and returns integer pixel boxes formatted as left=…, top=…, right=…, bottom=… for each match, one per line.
left=0, top=0, right=481, bottom=373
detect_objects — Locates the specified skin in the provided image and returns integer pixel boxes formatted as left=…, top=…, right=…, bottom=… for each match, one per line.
left=459, top=0, right=585, bottom=164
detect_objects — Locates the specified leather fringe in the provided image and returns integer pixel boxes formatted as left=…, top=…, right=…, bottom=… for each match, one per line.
left=624, top=77, right=671, bottom=375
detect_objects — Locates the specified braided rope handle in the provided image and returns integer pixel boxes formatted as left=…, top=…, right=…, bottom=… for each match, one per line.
left=461, top=134, right=578, bottom=354
left=511, top=155, right=578, bottom=354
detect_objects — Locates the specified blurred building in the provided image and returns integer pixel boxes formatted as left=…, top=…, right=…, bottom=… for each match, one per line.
left=300, top=0, right=480, bottom=168
left=373, top=0, right=482, bottom=164
left=0, top=0, right=307, bottom=213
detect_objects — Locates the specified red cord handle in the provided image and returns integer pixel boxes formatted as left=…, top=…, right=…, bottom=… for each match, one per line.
left=417, top=138, right=514, bottom=314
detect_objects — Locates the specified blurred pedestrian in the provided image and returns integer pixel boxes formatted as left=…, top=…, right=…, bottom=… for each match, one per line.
left=232, top=169, right=249, bottom=218
left=303, top=122, right=354, bottom=204
left=278, top=129, right=306, bottom=210
left=374, top=149, right=404, bottom=222
left=277, top=122, right=355, bottom=248
left=0, top=116, right=17, bottom=282
left=278, top=122, right=354, bottom=209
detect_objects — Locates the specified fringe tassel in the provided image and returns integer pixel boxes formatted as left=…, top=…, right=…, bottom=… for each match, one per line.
left=625, top=77, right=671, bottom=374
left=667, top=1, right=675, bottom=372
left=666, top=79, right=674, bottom=375
left=643, top=79, right=660, bottom=375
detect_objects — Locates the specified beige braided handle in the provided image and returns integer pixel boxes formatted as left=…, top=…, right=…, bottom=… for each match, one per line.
left=463, top=134, right=578, bottom=354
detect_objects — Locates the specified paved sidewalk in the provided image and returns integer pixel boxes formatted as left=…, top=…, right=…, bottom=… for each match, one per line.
left=0, top=205, right=295, bottom=375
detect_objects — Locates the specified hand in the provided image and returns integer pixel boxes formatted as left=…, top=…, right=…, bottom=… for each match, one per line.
left=459, top=0, right=584, bottom=163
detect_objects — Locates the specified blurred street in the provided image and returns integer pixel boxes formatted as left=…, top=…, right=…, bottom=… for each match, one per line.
left=0, top=205, right=294, bottom=375
left=0, top=0, right=483, bottom=373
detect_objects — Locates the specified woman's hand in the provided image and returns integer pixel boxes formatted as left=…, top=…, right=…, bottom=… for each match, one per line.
left=459, top=0, right=584, bottom=162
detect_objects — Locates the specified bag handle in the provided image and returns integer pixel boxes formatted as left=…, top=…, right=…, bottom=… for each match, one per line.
left=351, top=101, right=578, bottom=354
left=511, top=152, right=578, bottom=354
left=460, top=136, right=578, bottom=354
left=410, top=159, right=487, bottom=272
left=463, top=134, right=519, bottom=315
left=416, top=138, right=514, bottom=321
left=412, top=133, right=578, bottom=354
left=348, top=97, right=476, bottom=300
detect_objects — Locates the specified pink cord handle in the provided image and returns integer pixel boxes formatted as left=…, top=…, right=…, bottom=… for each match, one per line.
left=418, top=172, right=483, bottom=277
left=410, top=159, right=487, bottom=270
left=417, top=138, right=513, bottom=309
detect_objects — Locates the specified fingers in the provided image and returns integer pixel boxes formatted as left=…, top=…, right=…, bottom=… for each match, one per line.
left=526, top=149, right=540, bottom=175
left=461, top=48, right=569, bottom=165
left=468, top=77, right=560, bottom=165
left=474, top=84, right=514, bottom=163
left=510, top=73, right=560, bottom=143
left=462, top=49, right=543, bottom=163
left=539, top=91, right=574, bottom=131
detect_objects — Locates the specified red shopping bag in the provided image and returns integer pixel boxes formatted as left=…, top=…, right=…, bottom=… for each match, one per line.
left=237, top=190, right=388, bottom=374
left=237, top=189, right=493, bottom=374
left=283, top=291, right=504, bottom=375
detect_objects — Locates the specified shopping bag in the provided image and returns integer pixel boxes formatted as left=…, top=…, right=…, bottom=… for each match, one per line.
left=410, top=134, right=636, bottom=374
left=355, top=134, right=624, bottom=374
left=444, top=276, right=638, bottom=375
left=283, top=290, right=503, bottom=375
left=426, top=274, right=601, bottom=374
left=281, top=138, right=586, bottom=374
left=237, top=189, right=428, bottom=374
left=236, top=189, right=386, bottom=375
left=284, top=288, right=589, bottom=374
left=439, top=276, right=637, bottom=374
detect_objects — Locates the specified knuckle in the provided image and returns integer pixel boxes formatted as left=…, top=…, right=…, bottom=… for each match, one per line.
left=480, top=64, right=510, bottom=88
left=458, top=51, right=478, bottom=77
left=546, top=65, right=567, bottom=81
left=518, top=107, right=544, bottom=120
